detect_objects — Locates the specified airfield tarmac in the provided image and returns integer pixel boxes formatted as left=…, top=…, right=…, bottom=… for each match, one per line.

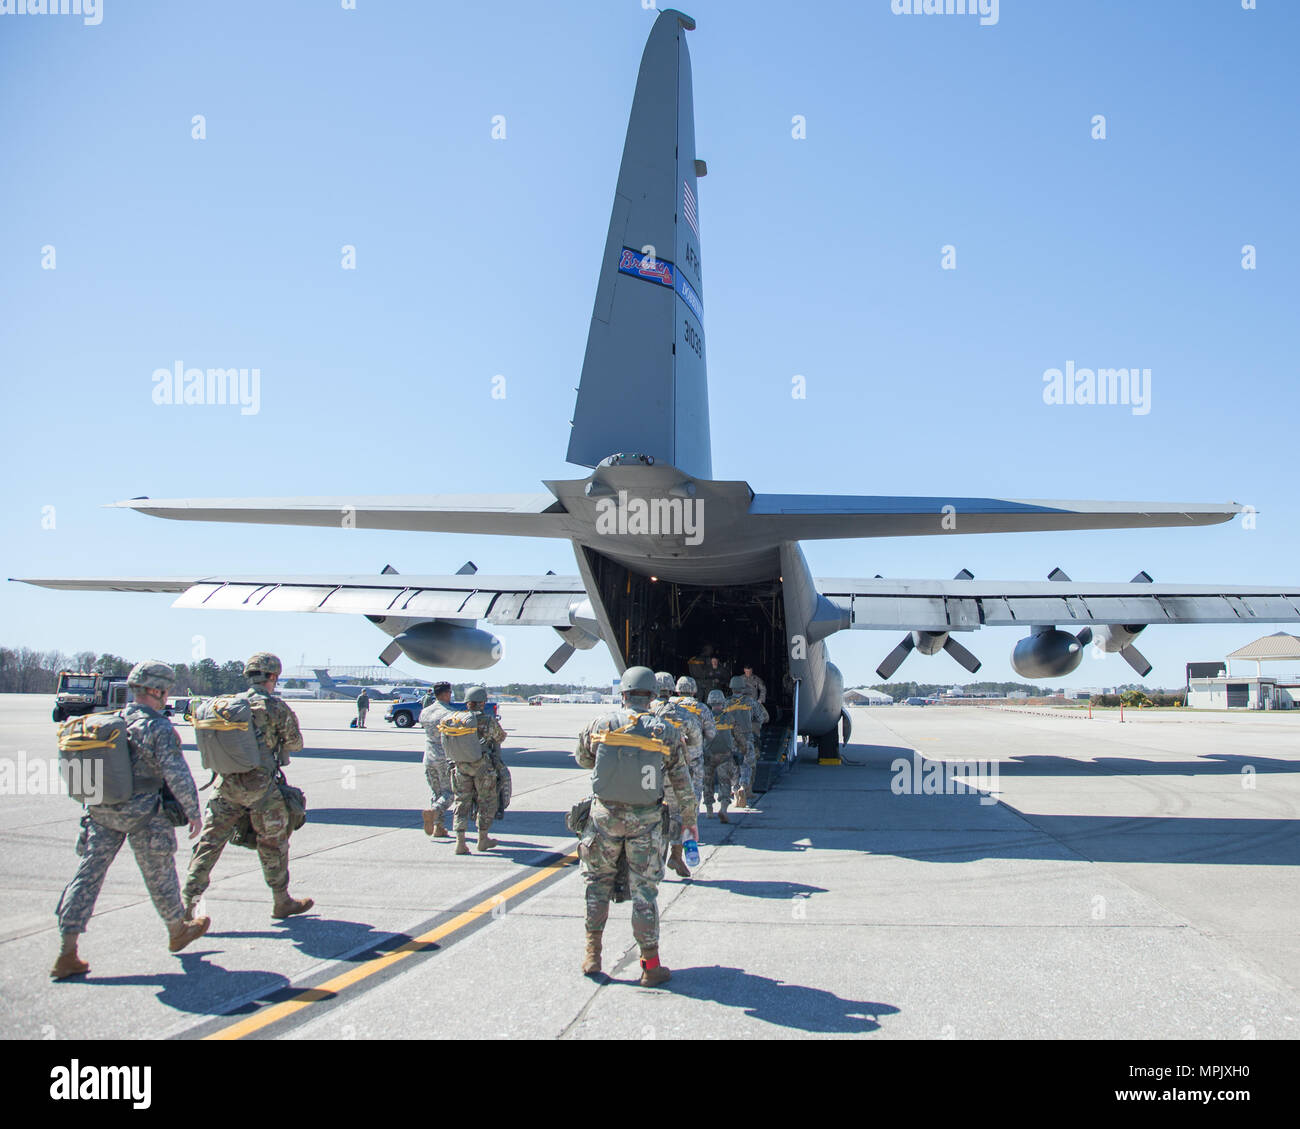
left=1, top=694, right=1297, bottom=1040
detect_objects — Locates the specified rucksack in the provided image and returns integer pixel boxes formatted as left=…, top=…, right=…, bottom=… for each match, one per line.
left=193, top=695, right=262, bottom=775
left=705, top=720, right=736, bottom=764
left=590, top=712, right=673, bottom=805
left=722, top=697, right=754, bottom=737
left=439, top=711, right=485, bottom=763
left=56, top=711, right=151, bottom=805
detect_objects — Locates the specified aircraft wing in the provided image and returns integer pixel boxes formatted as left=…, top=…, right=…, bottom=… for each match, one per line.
left=105, top=495, right=573, bottom=537
left=816, top=577, right=1300, bottom=631
left=752, top=495, right=1242, bottom=539
left=13, top=573, right=589, bottom=625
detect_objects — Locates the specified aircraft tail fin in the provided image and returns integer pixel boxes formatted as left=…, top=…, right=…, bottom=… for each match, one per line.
left=566, top=9, right=711, bottom=479
left=312, top=668, right=338, bottom=691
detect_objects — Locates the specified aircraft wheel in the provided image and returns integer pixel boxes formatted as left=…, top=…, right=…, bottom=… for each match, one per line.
left=816, top=728, right=838, bottom=760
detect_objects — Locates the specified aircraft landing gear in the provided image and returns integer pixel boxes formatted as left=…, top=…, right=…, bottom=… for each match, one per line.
left=816, top=728, right=840, bottom=764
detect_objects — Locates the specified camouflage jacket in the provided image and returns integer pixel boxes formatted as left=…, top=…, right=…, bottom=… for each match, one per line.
left=575, top=707, right=694, bottom=816
left=722, top=693, right=769, bottom=737
left=419, top=699, right=453, bottom=762
left=473, top=709, right=507, bottom=752
left=239, top=685, right=304, bottom=767
left=97, top=702, right=202, bottom=825
left=741, top=674, right=767, bottom=704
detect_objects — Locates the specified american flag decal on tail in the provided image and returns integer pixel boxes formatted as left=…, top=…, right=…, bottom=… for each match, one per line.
left=682, top=179, right=699, bottom=238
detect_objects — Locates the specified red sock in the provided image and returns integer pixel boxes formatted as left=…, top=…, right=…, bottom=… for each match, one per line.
left=641, top=955, right=660, bottom=970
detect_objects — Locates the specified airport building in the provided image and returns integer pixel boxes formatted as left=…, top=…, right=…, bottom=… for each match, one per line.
left=1186, top=634, right=1300, bottom=710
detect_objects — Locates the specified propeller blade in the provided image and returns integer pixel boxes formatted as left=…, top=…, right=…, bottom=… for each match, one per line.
left=942, top=636, right=982, bottom=673
left=1076, top=627, right=1094, bottom=647
left=1121, top=644, right=1153, bottom=677
left=378, top=640, right=403, bottom=666
left=545, top=640, right=576, bottom=674
left=875, top=635, right=916, bottom=680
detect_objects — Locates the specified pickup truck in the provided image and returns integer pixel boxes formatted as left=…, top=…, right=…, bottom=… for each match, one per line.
left=384, top=699, right=499, bottom=728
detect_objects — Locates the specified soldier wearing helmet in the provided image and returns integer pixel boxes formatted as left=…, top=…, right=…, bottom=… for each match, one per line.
left=446, top=686, right=507, bottom=855
left=722, top=674, right=769, bottom=809
left=702, top=688, right=739, bottom=823
left=182, top=651, right=313, bottom=922
left=52, top=660, right=210, bottom=981
left=573, top=666, right=695, bottom=986
left=650, top=672, right=716, bottom=878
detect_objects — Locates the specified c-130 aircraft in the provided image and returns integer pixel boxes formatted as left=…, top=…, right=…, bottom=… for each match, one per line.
left=17, top=10, right=1300, bottom=761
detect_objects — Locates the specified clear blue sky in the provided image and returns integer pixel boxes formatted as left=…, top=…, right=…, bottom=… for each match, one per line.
left=3, top=0, right=1298, bottom=688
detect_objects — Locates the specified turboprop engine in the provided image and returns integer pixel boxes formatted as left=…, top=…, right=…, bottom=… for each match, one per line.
left=391, top=621, right=502, bottom=670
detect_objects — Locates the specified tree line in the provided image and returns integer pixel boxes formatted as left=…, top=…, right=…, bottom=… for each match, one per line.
left=0, top=648, right=260, bottom=697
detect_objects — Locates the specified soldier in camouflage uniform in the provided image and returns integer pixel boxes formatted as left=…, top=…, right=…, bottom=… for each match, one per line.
left=450, top=686, right=506, bottom=854
left=741, top=665, right=767, bottom=706
left=574, top=666, right=696, bottom=987
left=419, top=680, right=454, bottom=837
left=52, top=660, right=210, bottom=981
left=355, top=688, right=370, bottom=728
left=703, top=688, right=739, bottom=823
left=724, top=675, right=769, bottom=808
left=182, top=652, right=313, bottom=920
left=650, top=672, right=715, bottom=878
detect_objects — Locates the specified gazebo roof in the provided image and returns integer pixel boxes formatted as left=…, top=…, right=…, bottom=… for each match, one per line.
left=1226, top=633, right=1300, bottom=661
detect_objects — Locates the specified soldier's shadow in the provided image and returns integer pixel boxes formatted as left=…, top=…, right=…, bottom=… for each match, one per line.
left=676, top=879, right=829, bottom=900
left=205, top=915, right=412, bottom=963
left=645, top=965, right=899, bottom=1034
left=71, top=951, right=291, bottom=1016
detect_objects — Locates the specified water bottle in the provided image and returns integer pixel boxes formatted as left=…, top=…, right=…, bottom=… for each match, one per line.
left=683, top=837, right=700, bottom=868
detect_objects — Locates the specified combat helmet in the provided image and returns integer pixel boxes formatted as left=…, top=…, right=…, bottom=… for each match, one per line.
left=243, top=652, right=282, bottom=682
left=654, top=671, right=675, bottom=697
left=126, top=659, right=175, bottom=692
left=706, top=689, right=726, bottom=707
left=729, top=675, right=749, bottom=693
left=621, top=666, right=657, bottom=696
left=675, top=675, right=697, bottom=695
left=465, top=685, right=488, bottom=704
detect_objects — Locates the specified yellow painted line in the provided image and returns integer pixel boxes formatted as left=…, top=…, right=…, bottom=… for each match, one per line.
left=205, top=850, right=579, bottom=1040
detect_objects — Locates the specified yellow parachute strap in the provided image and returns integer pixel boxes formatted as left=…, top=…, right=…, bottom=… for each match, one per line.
left=194, top=718, right=249, bottom=732
left=597, top=713, right=671, bottom=757
left=439, top=723, right=478, bottom=737
left=60, top=736, right=119, bottom=752
left=715, top=722, right=734, bottom=731
left=676, top=699, right=703, bottom=715
left=57, top=713, right=122, bottom=750
left=723, top=701, right=749, bottom=716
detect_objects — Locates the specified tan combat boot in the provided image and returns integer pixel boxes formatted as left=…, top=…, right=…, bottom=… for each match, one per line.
left=667, top=843, right=691, bottom=878
left=168, top=915, right=211, bottom=953
left=476, top=828, right=499, bottom=851
left=455, top=831, right=470, bottom=855
left=422, top=809, right=438, bottom=836
left=718, top=808, right=730, bottom=824
left=181, top=897, right=199, bottom=923
left=638, top=947, right=671, bottom=987
left=272, top=893, right=315, bottom=919
left=704, top=803, right=714, bottom=818
left=581, top=931, right=603, bottom=975
left=433, top=812, right=448, bottom=837
left=50, top=934, right=89, bottom=981
left=734, top=786, right=748, bottom=809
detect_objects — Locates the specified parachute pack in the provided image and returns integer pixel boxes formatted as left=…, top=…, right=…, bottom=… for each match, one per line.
left=722, top=698, right=754, bottom=737
left=56, top=711, right=152, bottom=805
left=193, top=696, right=262, bottom=775
left=438, top=711, right=485, bottom=764
left=590, top=712, right=672, bottom=805
left=706, top=719, right=736, bottom=764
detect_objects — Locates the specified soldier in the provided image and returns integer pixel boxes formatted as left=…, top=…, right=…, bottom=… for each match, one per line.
left=575, top=666, right=696, bottom=987
left=419, top=680, right=455, bottom=837
left=722, top=674, right=769, bottom=809
left=703, top=688, right=738, bottom=823
left=52, top=660, right=210, bottom=981
left=447, top=686, right=506, bottom=855
left=650, top=673, right=715, bottom=878
left=741, top=665, right=767, bottom=706
left=182, top=652, right=313, bottom=921
left=355, top=687, right=370, bottom=728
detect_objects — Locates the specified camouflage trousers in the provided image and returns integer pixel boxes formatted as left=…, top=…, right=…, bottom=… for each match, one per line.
left=579, top=800, right=664, bottom=948
left=356, top=706, right=368, bottom=728
left=451, top=758, right=497, bottom=833
left=183, top=768, right=291, bottom=899
left=424, top=754, right=453, bottom=817
left=703, top=753, right=738, bottom=812
left=57, top=805, right=184, bottom=934
left=736, top=734, right=758, bottom=791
